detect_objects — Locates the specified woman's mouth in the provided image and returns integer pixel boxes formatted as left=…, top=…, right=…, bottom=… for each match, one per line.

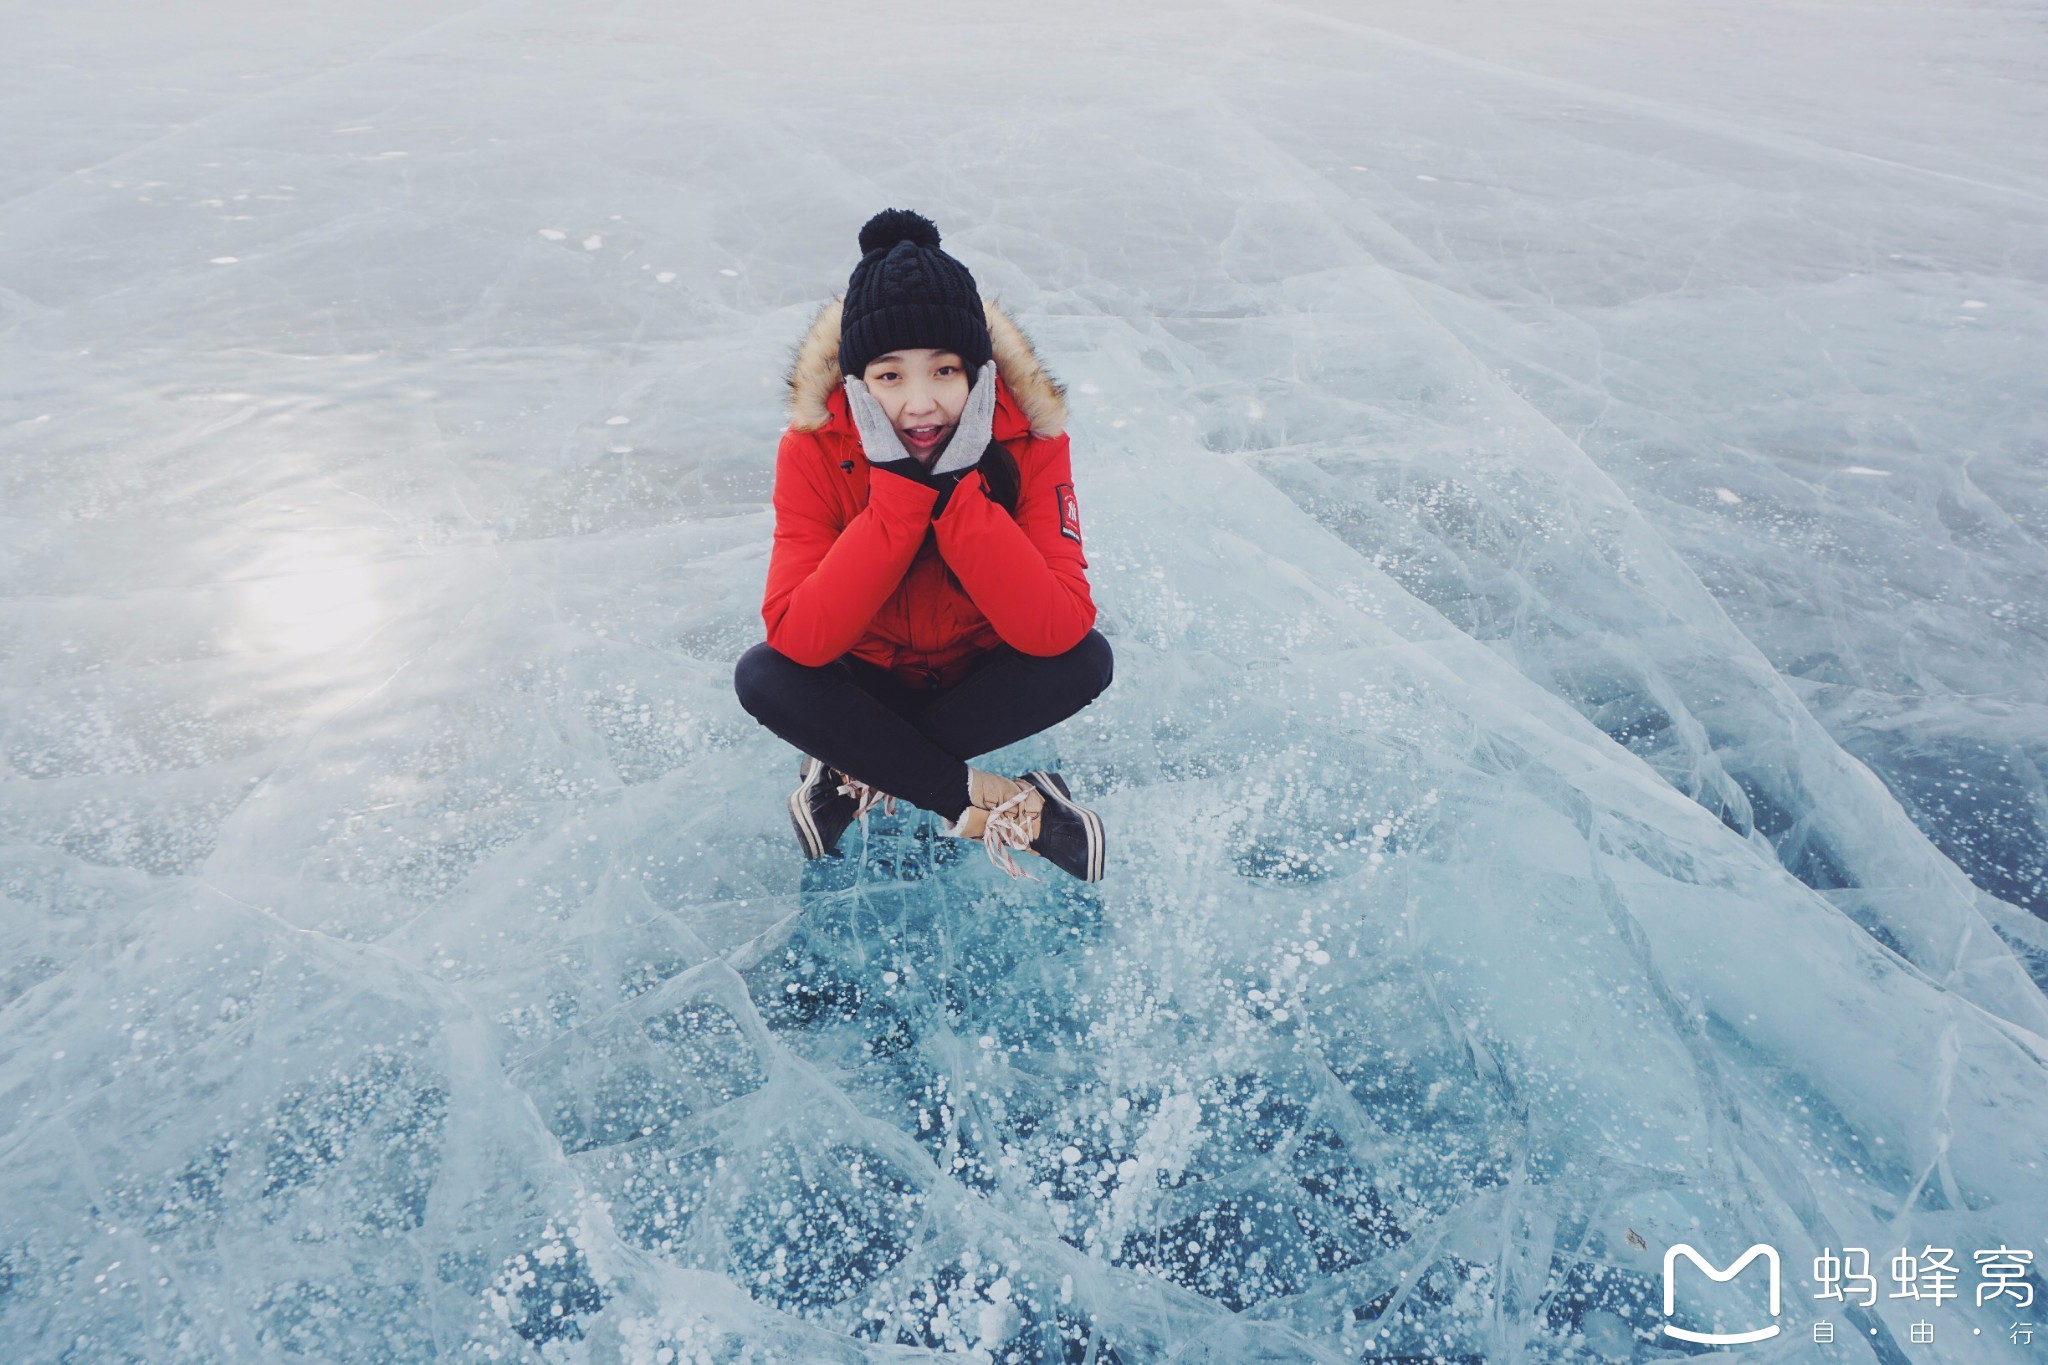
left=899, top=424, right=947, bottom=453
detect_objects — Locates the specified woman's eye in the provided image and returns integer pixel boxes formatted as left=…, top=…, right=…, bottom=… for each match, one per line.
left=937, top=366, right=959, bottom=377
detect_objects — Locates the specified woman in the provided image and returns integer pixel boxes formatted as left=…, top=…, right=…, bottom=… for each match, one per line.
left=733, top=209, right=1112, bottom=883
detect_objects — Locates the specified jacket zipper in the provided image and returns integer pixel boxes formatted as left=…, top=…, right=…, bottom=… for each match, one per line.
left=908, top=536, right=941, bottom=689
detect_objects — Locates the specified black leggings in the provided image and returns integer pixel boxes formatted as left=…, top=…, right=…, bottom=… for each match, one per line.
left=733, top=630, right=1114, bottom=821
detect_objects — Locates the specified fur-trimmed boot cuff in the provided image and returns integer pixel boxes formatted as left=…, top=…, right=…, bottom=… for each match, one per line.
left=942, top=768, right=1038, bottom=840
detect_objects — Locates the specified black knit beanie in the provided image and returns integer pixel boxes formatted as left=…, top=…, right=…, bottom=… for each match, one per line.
left=839, top=209, right=993, bottom=378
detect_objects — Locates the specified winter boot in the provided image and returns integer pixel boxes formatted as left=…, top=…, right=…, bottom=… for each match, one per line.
left=788, top=755, right=897, bottom=859
left=943, top=768, right=1106, bottom=883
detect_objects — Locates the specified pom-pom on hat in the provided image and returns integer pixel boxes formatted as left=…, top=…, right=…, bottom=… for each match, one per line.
left=839, top=209, right=993, bottom=378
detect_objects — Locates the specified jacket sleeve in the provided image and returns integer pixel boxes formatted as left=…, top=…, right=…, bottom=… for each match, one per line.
left=932, top=431, right=1096, bottom=656
left=761, top=429, right=938, bottom=666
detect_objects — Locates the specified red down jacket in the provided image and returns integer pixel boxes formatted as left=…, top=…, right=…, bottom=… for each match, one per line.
left=761, top=297, right=1095, bottom=691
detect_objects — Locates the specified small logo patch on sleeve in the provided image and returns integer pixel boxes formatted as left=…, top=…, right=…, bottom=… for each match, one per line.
left=1056, top=483, right=1083, bottom=544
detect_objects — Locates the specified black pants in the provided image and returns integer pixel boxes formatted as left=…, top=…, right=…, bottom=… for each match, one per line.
left=733, top=630, right=1114, bottom=821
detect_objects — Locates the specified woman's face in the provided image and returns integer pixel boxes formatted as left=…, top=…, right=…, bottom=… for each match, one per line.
left=860, top=349, right=969, bottom=462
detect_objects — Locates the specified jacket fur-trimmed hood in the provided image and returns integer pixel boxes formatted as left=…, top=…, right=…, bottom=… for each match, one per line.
left=785, top=296, right=1067, bottom=437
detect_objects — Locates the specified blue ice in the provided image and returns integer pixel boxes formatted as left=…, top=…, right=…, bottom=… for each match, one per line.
left=3, top=1, right=2045, bottom=1360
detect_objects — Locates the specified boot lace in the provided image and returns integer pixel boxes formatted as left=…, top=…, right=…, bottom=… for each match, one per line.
left=836, top=774, right=898, bottom=821
left=979, top=788, right=1042, bottom=882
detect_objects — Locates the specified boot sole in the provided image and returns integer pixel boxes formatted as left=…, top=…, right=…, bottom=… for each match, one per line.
left=788, top=757, right=830, bottom=859
left=1024, top=769, right=1105, bottom=882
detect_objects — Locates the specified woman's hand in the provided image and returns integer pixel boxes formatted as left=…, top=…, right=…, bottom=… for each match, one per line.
left=928, top=361, right=999, bottom=478
left=926, top=361, right=1001, bottom=516
left=843, top=375, right=929, bottom=485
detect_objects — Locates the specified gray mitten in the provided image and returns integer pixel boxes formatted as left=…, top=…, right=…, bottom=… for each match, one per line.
left=930, top=360, right=1000, bottom=477
left=843, top=375, right=915, bottom=466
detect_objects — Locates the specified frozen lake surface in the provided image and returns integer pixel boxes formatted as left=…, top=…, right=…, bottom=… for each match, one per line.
left=3, top=1, right=2046, bottom=1359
